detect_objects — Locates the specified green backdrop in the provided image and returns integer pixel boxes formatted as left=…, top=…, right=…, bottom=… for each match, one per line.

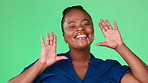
left=0, top=0, right=148, bottom=82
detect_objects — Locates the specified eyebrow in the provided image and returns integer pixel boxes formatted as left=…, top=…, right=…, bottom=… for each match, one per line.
left=81, top=19, right=90, bottom=22
left=68, top=19, right=90, bottom=25
left=68, top=21, right=76, bottom=25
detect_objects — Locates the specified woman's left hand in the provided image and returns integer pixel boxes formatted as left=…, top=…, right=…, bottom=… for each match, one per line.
left=95, top=19, right=123, bottom=49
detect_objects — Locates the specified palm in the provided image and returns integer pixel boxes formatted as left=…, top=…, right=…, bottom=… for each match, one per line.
left=95, top=20, right=123, bottom=49
left=39, top=32, right=68, bottom=68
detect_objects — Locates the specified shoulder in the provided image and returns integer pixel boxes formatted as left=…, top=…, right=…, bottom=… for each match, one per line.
left=22, top=52, right=68, bottom=72
left=92, top=57, right=131, bottom=82
left=93, top=58, right=131, bottom=72
left=93, top=57, right=121, bottom=67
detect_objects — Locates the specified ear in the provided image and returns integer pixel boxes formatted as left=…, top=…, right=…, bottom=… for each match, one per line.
left=62, top=33, right=67, bottom=43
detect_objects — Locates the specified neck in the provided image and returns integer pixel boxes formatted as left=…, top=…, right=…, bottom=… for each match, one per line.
left=69, top=46, right=91, bottom=63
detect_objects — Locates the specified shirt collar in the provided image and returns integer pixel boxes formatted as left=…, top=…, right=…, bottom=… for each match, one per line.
left=64, top=51, right=96, bottom=65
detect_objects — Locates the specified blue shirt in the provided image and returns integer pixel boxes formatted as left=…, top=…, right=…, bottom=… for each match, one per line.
left=23, top=52, right=131, bottom=83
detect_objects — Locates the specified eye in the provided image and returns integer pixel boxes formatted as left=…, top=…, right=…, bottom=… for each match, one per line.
left=69, top=25, right=76, bottom=28
left=83, top=23, right=90, bottom=26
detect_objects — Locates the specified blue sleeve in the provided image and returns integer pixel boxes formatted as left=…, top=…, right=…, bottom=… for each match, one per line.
left=22, top=59, right=39, bottom=83
left=22, top=59, right=38, bottom=72
left=105, top=59, right=131, bottom=83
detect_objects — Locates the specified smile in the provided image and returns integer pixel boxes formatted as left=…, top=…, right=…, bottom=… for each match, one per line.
left=75, top=33, right=88, bottom=40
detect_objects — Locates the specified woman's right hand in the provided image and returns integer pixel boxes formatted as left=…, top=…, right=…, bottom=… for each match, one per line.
left=39, top=32, right=68, bottom=69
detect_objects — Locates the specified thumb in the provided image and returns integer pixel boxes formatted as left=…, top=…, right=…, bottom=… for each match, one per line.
left=56, top=56, right=68, bottom=62
left=95, top=42, right=108, bottom=46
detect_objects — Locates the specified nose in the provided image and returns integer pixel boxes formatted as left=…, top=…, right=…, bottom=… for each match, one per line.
left=76, top=25, right=86, bottom=32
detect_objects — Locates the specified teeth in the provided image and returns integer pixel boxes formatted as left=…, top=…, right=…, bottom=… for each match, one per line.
left=76, top=34, right=87, bottom=38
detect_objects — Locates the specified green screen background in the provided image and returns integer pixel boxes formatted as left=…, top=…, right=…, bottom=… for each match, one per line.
left=0, top=0, right=148, bottom=82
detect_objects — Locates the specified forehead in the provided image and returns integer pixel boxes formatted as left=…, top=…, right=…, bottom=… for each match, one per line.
left=64, top=9, right=91, bottom=23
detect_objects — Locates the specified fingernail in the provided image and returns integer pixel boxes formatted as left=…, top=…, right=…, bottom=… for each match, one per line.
left=50, top=32, right=53, bottom=36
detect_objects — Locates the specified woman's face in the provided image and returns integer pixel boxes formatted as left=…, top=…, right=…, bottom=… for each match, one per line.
left=63, top=9, right=94, bottom=49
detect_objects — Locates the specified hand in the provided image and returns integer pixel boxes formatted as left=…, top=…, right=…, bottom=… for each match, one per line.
left=95, top=19, right=123, bottom=49
left=39, top=32, right=68, bottom=68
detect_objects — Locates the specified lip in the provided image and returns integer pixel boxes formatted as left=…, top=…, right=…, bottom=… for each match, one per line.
left=74, top=33, right=88, bottom=39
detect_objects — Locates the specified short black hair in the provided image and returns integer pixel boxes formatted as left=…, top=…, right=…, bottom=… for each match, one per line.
left=61, top=5, right=92, bottom=33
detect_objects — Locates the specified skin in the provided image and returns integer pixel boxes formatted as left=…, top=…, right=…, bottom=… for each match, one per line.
left=63, top=9, right=94, bottom=79
left=63, top=9, right=94, bottom=50
left=8, top=9, right=148, bottom=83
left=97, top=19, right=148, bottom=83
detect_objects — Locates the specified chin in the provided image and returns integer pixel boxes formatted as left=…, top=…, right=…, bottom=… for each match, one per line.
left=72, top=41, right=92, bottom=50
left=68, top=37, right=94, bottom=49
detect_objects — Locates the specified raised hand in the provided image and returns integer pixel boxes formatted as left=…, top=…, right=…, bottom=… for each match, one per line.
left=39, top=32, right=68, bottom=69
left=95, top=19, right=123, bottom=49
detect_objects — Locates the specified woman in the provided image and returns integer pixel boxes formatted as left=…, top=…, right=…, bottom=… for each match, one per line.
left=8, top=5, right=148, bottom=83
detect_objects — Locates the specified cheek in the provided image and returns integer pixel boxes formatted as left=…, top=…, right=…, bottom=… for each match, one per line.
left=63, top=28, right=75, bottom=39
left=64, top=32, right=74, bottom=41
left=88, top=27, right=94, bottom=35
left=91, top=29, right=94, bottom=35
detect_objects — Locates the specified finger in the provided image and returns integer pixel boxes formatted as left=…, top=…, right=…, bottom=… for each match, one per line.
left=49, top=33, right=56, bottom=57
left=56, top=56, right=68, bottom=61
left=40, top=36, right=45, bottom=47
left=98, top=22, right=105, bottom=32
left=49, top=32, right=54, bottom=45
left=114, top=21, right=118, bottom=30
left=46, top=33, right=50, bottom=45
left=105, top=20, right=112, bottom=29
left=95, top=42, right=108, bottom=46
left=100, top=19, right=109, bottom=30
left=50, top=34, right=56, bottom=56
left=53, top=34, right=56, bottom=51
